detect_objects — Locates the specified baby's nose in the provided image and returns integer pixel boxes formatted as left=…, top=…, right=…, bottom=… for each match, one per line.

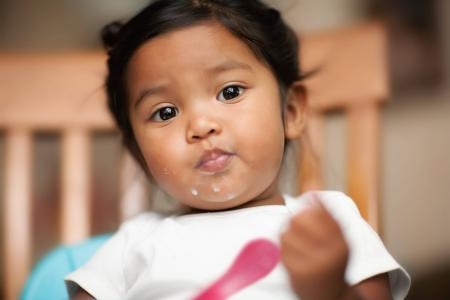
left=186, top=115, right=222, bottom=142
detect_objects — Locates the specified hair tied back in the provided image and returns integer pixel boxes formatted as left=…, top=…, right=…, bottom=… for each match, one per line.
left=101, top=21, right=124, bottom=50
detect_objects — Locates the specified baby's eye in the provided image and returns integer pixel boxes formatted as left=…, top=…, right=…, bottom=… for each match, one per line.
left=150, top=106, right=178, bottom=122
left=217, top=85, right=245, bottom=102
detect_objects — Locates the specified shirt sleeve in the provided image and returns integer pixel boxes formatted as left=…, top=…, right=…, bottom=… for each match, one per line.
left=314, top=191, right=411, bottom=300
left=64, top=213, right=160, bottom=300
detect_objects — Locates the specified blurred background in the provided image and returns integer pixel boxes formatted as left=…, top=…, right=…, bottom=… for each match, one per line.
left=0, top=0, right=449, bottom=299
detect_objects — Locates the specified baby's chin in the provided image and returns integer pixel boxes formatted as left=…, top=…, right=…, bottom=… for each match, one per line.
left=180, top=192, right=251, bottom=213
left=175, top=179, right=251, bottom=210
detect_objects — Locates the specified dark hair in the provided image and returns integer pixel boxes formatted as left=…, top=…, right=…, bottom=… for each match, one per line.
left=101, top=0, right=304, bottom=170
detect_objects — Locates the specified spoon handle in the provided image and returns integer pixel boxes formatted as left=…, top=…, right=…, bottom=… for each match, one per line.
left=193, top=238, right=280, bottom=300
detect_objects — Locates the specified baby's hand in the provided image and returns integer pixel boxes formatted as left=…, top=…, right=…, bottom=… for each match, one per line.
left=280, top=194, right=350, bottom=300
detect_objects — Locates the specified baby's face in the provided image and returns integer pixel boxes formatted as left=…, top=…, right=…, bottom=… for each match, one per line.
left=126, top=22, right=287, bottom=210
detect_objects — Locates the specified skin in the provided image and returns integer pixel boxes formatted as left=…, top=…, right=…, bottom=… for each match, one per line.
left=73, top=22, right=392, bottom=299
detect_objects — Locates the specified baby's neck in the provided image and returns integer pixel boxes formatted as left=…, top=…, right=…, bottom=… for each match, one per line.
left=183, top=194, right=286, bottom=215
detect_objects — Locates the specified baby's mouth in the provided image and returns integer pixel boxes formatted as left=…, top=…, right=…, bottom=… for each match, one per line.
left=195, top=148, right=234, bottom=174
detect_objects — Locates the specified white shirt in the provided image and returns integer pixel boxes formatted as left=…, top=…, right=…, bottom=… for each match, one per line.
left=66, top=191, right=410, bottom=299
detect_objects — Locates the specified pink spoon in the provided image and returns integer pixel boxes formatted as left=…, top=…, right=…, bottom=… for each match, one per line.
left=193, top=238, right=280, bottom=300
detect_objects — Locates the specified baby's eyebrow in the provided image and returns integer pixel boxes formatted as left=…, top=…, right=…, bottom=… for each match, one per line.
left=207, top=60, right=253, bottom=75
left=134, top=84, right=167, bottom=110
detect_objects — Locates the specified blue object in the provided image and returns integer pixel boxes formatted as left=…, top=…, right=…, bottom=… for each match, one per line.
left=20, top=234, right=112, bottom=300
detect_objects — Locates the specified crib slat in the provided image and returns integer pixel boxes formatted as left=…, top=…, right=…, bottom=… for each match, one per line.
left=61, top=130, right=91, bottom=244
left=346, top=103, right=380, bottom=232
left=3, top=130, right=32, bottom=300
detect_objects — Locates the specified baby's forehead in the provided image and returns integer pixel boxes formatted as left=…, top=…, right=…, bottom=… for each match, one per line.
left=126, top=22, right=269, bottom=77
left=132, top=22, right=253, bottom=56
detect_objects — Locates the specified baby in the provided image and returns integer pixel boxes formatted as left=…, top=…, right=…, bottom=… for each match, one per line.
left=66, top=0, right=410, bottom=299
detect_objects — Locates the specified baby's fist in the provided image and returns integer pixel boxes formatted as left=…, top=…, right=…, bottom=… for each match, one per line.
left=280, top=194, right=350, bottom=300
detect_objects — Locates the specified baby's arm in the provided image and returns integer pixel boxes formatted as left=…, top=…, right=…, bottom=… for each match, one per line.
left=280, top=198, right=392, bottom=300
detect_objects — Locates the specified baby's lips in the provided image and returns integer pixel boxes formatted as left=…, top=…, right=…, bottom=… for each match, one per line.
left=195, top=148, right=234, bottom=172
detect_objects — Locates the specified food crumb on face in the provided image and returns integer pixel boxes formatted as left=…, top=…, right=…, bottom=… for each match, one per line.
left=212, top=185, right=221, bottom=193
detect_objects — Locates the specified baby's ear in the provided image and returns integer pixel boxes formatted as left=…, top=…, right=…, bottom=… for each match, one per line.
left=284, top=81, right=307, bottom=139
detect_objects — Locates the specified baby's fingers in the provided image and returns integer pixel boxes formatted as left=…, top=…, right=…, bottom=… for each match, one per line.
left=280, top=193, right=349, bottom=274
left=288, top=194, right=341, bottom=241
